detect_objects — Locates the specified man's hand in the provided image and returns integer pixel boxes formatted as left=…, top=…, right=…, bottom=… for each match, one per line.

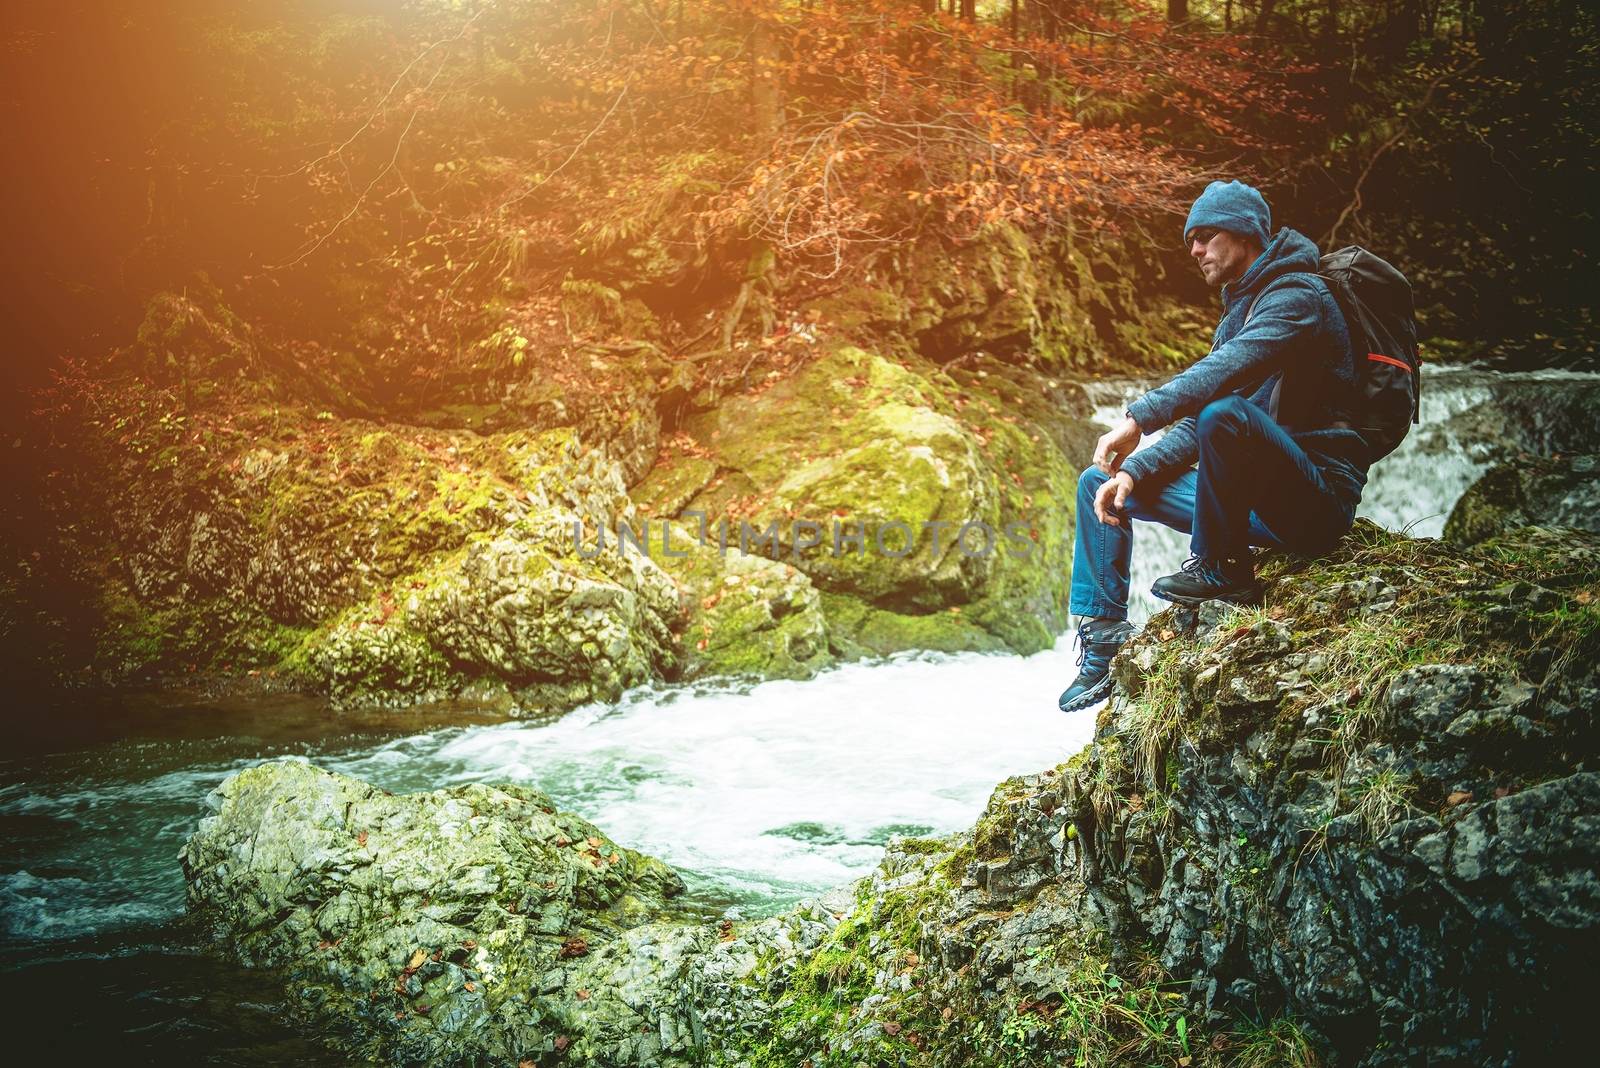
left=1093, top=415, right=1142, bottom=475
left=1093, top=472, right=1135, bottom=527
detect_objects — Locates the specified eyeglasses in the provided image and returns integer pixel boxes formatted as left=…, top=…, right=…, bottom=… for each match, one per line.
left=1188, top=227, right=1221, bottom=245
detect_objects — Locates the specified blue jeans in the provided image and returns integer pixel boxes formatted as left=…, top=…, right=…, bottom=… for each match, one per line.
left=1069, top=396, right=1356, bottom=621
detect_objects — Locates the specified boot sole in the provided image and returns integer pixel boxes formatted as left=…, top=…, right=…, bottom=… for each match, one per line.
left=1059, top=674, right=1114, bottom=713
left=1151, top=586, right=1264, bottom=609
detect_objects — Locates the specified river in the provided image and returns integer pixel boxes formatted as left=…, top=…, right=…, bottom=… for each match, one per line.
left=0, top=365, right=1590, bottom=1061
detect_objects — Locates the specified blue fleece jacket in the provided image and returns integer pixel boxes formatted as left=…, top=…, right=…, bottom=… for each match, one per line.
left=1122, top=227, right=1369, bottom=506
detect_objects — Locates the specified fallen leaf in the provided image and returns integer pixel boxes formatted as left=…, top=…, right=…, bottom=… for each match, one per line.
left=883, top=1021, right=902, bottom=1036
left=357, top=830, right=368, bottom=847
left=1447, top=790, right=1473, bottom=806
left=905, top=951, right=919, bottom=967
left=560, top=937, right=589, bottom=958
left=407, top=949, right=427, bottom=971
left=462, top=939, right=477, bottom=949
left=554, top=1035, right=570, bottom=1052
left=577, top=988, right=590, bottom=1000
left=464, top=981, right=476, bottom=992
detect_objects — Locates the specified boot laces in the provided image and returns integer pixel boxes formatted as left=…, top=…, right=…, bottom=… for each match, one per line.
left=1075, top=621, right=1124, bottom=668
left=1180, top=555, right=1233, bottom=585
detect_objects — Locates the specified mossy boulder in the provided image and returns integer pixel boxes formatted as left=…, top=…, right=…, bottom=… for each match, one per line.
left=648, top=519, right=831, bottom=682
left=1059, top=522, right=1600, bottom=1065
left=637, top=344, right=1088, bottom=659
left=1444, top=453, right=1600, bottom=546
left=297, top=507, right=682, bottom=712
left=878, top=220, right=1166, bottom=372
left=182, top=760, right=686, bottom=1065
left=745, top=524, right=1600, bottom=1068
left=120, top=277, right=271, bottom=403
left=78, top=392, right=702, bottom=711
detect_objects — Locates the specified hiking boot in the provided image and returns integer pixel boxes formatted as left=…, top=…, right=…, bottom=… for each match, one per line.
left=1151, top=555, right=1263, bottom=607
left=1058, top=618, right=1135, bottom=713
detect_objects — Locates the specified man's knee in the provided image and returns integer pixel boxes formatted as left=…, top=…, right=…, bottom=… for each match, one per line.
left=1197, top=394, right=1252, bottom=440
left=1078, top=465, right=1110, bottom=501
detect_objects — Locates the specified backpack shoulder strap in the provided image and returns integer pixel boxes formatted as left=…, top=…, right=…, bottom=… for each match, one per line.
left=1244, top=271, right=1323, bottom=324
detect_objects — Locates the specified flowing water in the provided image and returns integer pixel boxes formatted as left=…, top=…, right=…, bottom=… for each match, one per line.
left=1, top=365, right=1592, bottom=1059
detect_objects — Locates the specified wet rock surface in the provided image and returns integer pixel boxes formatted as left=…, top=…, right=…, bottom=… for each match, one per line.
left=1435, top=374, right=1600, bottom=461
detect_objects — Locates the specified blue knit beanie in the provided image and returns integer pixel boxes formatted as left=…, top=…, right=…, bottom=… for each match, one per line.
left=1183, top=180, right=1271, bottom=248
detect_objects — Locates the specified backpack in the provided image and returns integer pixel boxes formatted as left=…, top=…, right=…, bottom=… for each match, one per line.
left=1249, top=246, right=1421, bottom=461
left=1316, top=246, right=1421, bottom=461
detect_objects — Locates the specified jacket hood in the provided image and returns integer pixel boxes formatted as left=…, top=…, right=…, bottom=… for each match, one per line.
left=1222, top=227, right=1322, bottom=310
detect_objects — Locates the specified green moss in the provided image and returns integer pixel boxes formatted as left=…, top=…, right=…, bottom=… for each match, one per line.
left=94, top=582, right=314, bottom=679
left=973, top=777, right=1032, bottom=859
left=749, top=846, right=961, bottom=1068
left=821, top=590, right=1007, bottom=659
left=628, top=455, right=718, bottom=517
left=810, top=285, right=909, bottom=333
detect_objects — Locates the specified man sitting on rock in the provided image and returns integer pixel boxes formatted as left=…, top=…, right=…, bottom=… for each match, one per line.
left=1058, top=180, right=1369, bottom=713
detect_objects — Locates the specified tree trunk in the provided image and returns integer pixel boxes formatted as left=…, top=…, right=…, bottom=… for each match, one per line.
left=1168, top=0, right=1188, bottom=22
left=751, top=12, right=781, bottom=139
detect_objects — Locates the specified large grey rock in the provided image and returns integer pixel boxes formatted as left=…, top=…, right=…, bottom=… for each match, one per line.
left=182, top=760, right=686, bottom=1064
left=181, top=760, right=846, bottom=1066
left=1444, top=453, right=1600, bottom=546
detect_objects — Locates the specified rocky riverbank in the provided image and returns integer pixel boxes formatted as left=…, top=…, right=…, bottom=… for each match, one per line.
left=9, top=224, right=1133, bottom=713
left=182, top=521, right=1600, bottom=1066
